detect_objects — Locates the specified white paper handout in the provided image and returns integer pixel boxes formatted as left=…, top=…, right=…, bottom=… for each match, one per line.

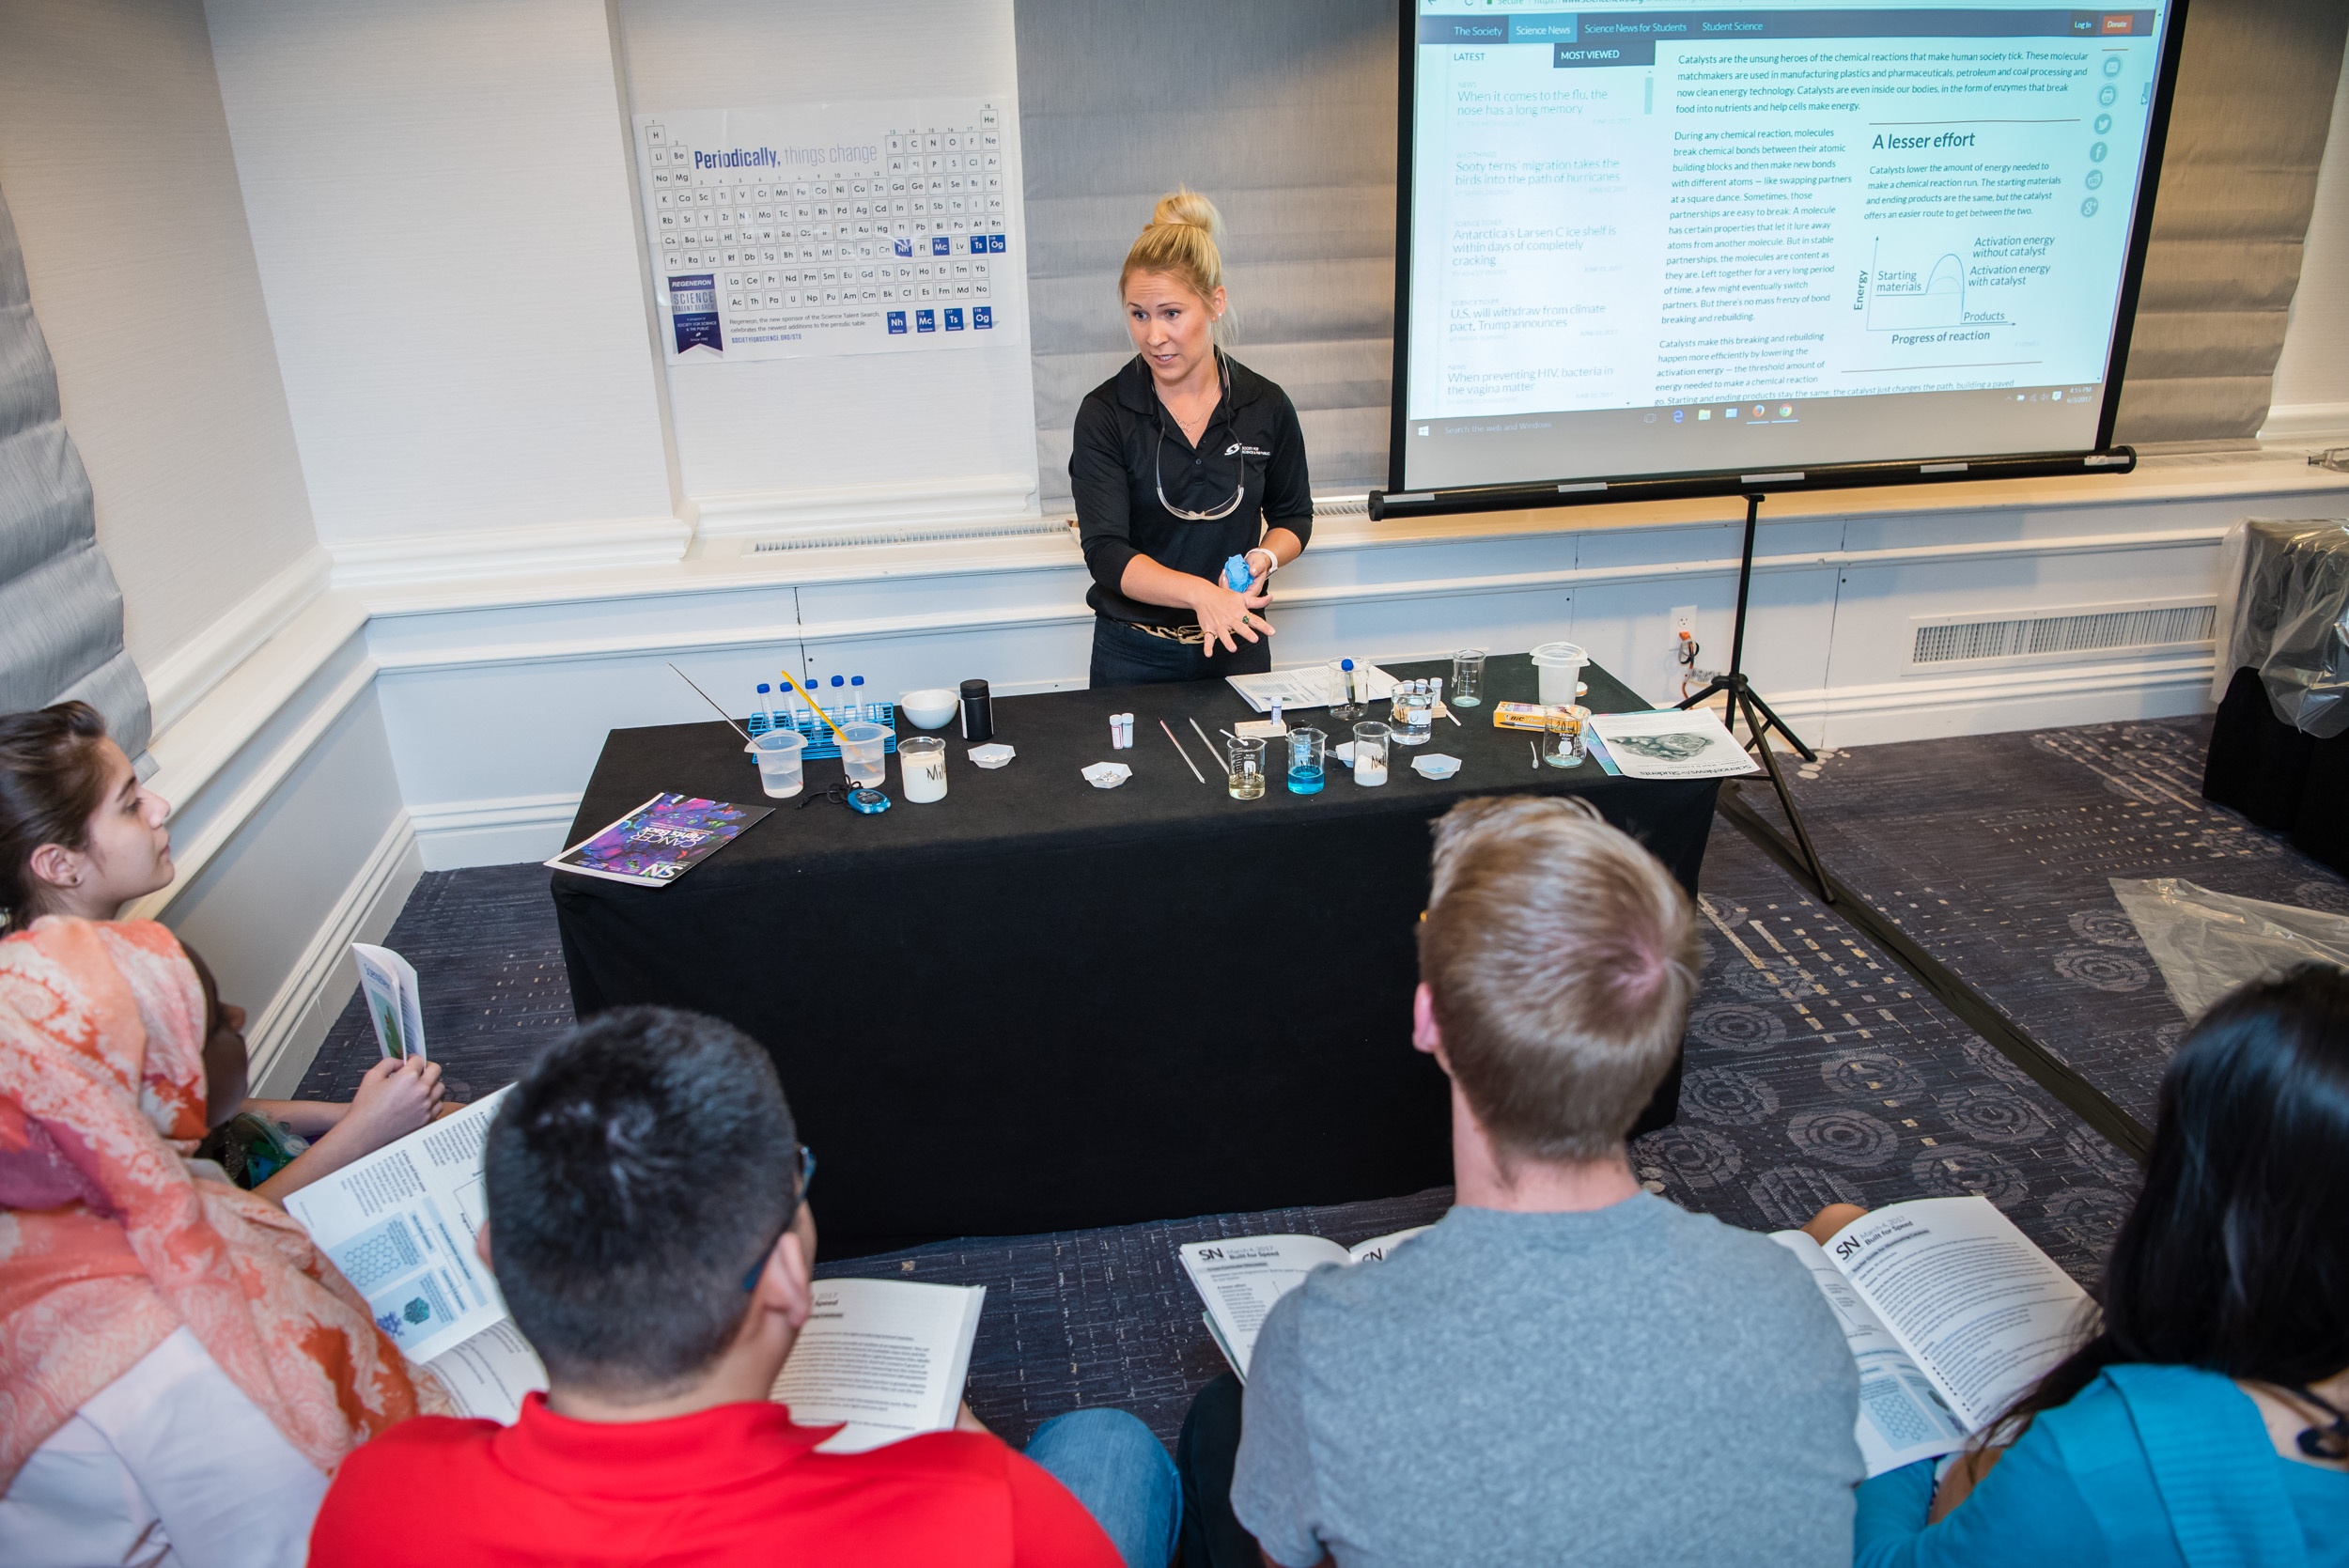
left=283, top=1089, right=549, bottom=1421
left=1178, top=1227, right=1431, bottom=1379
left=1226, top=663, right=1400, bottom=714
left=770, top=1278, right=986, bottom=1452
left=1772, top=1196, right=2092, bottom=1477
left=1587, top=707, right=1762, bottom=780
left=350, top=943, right=427, bottom=1062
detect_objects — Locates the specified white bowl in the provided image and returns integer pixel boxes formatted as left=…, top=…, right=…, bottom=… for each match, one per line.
left=897, top=688, right=958, bottom=729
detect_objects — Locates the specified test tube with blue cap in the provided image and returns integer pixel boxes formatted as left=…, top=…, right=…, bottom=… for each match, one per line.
left=1331, top=658, right=1362, bottom=721
left=829, top=675, right=848, bottom=726
left=849, top=675, right=867, bottom=723
left=755, top=682, right=775, bottom=734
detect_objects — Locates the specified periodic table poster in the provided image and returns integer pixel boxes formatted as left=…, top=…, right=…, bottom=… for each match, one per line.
left=633, top=99, right=1021, bottom=364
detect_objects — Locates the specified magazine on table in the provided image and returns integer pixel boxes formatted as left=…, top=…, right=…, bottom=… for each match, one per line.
left=1178, top=1227, right=1432, bottom=1379
left=1769, top=1195, right=2092, bottom=1478
left=1587, top=707, right=1762, bottom=780
left=544, top=792, right=771, bottom=888
left=350, top=943, right=427, bottom=1061
left=288, top=1094, right=984, bottom=1438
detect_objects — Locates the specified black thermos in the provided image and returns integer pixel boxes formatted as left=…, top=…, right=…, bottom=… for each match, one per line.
left=958, top=678, right=993, bottom=742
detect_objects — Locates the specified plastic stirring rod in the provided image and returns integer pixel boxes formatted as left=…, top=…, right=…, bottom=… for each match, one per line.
left=666, top=663, right=754, bottom=744
left=1159, top=719, right=1206, bottom=784
left=774, top=667, right=851, bottom=743
left=1188, top=716, right=1218, bottom=759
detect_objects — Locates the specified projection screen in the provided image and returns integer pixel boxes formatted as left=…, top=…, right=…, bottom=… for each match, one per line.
left=1388, top=0, right=2187, bottom=506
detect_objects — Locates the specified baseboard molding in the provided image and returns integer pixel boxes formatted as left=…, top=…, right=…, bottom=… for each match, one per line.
left=2260, top=401, right=2349, bottom=444
left=412, top=791, right=583, bottom=871
left=1746, top=650, right=2217, bottom=748
left=329, top=515, right=694, bottom=590
left=243, top=810, right=423, bottom=1097
left=141, top=547, right=334, bottom=734
left=693, top=473, right=1039, bottom=539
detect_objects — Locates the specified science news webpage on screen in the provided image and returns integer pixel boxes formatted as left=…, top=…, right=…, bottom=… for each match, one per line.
left=1401, top=0, right=2172, bottom=490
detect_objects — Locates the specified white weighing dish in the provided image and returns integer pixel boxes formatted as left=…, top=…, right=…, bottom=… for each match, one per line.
left=897, top=688, right=958, bottom=729
left=1411, top=753, right=1461, bottom=780
left=969, top=742, right=1017, bottom=768
left=1081, top=762, right=1132, bottom=789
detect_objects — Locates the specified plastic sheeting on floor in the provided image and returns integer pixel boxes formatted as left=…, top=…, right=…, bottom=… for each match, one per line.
left=2111, top=877, right=2349, bottom=1022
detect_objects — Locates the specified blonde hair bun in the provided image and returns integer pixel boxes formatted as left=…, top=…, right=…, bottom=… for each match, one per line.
left=1150, top=188, right=1223, bottom=238
left=1121, top=186, right=1227, bottom=318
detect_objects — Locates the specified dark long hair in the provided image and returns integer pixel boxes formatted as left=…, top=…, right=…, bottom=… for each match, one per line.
left=1996, top=963, right=2349, bottom=1436
left=0, top=702, right=113, bottom=930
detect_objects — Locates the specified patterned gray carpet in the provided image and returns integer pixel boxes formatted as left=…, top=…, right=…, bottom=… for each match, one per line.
left=289, top=710, right=2225, bottom=1445
left=1766, top=714, right=2349, bottom=1126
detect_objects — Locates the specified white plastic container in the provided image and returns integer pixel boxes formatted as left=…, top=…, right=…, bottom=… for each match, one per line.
left=1531, top=641, right=1589, bottom=706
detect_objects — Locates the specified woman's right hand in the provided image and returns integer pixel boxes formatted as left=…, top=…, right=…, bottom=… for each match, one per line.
left=1192, top=579, right=1275, bottom=655
left=333, top=1057, right=444, bottom=1157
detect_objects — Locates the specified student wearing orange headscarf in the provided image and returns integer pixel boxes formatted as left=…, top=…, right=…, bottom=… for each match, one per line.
left=0, top=704, right=445, bottom=1565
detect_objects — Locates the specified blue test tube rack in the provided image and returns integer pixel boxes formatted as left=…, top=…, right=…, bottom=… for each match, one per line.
left=745, top=702, right=896, bottom=760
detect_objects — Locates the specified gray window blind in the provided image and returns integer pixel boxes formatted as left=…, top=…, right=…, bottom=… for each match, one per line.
left=2112, top=0, right=2348, bottom=447
left=0, top=185, right=149, bottom=753
left=1016, top=0, right=1396, bottom=509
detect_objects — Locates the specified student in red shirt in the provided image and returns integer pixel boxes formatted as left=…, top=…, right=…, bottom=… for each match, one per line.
left=310, top=1006, right=1177, bottom=1567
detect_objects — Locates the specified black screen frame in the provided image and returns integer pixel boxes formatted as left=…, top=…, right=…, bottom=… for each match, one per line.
left=1378, top=0, right=2194, bottom=519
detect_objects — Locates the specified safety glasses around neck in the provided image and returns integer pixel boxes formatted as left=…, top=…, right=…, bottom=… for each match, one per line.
left=1151, top=351, right=1246, bottom=522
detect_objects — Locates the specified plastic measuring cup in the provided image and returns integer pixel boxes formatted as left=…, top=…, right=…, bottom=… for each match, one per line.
left=1531, top=641, right=1588, bottom=706
left=752, top=728, right=805, bottom=799
left=838, top=721, right=891, bottom=787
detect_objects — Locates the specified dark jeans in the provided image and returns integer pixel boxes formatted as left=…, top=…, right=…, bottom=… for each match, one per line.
left=1089, top=616, right=1275, bottom=689
left=1174, top=1374, right=1262, bottom=1568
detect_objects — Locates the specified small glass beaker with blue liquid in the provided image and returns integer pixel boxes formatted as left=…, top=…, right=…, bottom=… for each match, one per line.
left=1286, top=726, right=1327, bottom=795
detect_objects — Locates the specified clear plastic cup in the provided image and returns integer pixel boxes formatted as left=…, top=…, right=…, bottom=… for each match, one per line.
left=1352, top=722, right=1391, bottom=785
left=752, top=728, right=805, bottom=799
left=900, top=735, right=947, bottom=802
left=839, top=721, right=890, bottom=787
left=1227, top=736, right=1267, bottom=800
left=1451, top=649, right=1486, bottom=707
left=1531, top=641, right=1588, bottom=706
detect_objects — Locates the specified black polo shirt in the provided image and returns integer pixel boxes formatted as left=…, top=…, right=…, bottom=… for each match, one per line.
left=1069, top=351, right=1315, bottom=627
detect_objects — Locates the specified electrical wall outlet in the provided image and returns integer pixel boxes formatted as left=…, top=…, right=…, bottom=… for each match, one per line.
left=1672, top=605, right=1698, bottom=642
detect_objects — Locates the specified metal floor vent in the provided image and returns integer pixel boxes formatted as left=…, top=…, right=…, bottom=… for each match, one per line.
left=749, top=519, right=1066, bottom=554
left=1910, top=599, right=2217, bottom=669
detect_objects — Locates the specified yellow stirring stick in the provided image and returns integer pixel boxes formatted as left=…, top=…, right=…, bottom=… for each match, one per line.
left=775, top=668, right=852, bottom=744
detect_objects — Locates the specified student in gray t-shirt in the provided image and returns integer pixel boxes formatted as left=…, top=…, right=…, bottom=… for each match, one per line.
left=1175, top=797, right=1861, bottom=1568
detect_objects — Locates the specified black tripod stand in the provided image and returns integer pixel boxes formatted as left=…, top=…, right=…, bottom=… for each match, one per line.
left=1676, top=493, right=1834, bottom=901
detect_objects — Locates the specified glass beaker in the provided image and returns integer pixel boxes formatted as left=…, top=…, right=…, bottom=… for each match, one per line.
left=1329, top=659, right=1363, bottom=722
left=1351, top=722, right=1391, bottom=785
left=1226, top=736, right=1267, bottom=800
left=1391, top=681, right=1433, bottom=746
left=1543, top=705, right=1590, bottom=768
left=899, top=735, right=947, bottom=802
left=1451, top=649, right=1486, bottom=708
left=752, top=728, right=805, bottom=799
left=1286, top=726, right=1327, bottom=795
left=839, top=721, right=891, bottom=787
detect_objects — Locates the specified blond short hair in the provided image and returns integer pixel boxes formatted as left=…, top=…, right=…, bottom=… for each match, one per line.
left=1120, top=187, right=1225, bottom=323
left=1417, top=796, right=1699, bottom=1163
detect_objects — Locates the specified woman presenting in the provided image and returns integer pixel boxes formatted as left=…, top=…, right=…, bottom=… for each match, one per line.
left=1071, top=190, right=1314, bottom=688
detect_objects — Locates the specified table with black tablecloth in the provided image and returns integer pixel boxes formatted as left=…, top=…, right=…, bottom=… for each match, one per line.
left=552, top=654, right=1721, bottom=1249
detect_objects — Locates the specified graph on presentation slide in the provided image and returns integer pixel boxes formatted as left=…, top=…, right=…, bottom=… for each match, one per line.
left=1398, top=1, right=2176, bottom=489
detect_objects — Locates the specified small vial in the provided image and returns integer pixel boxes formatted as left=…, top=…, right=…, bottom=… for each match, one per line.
left=755, top=682, right=775, bottom=733
left=829, top=675, right=848, bottom=724
left=849, top=675, right=867, bottom=723
left=1269, top=697, right=1283, bottom=732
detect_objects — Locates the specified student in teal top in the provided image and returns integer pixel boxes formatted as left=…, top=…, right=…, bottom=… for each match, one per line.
left=1849, top=963, right=2349, bottom=1567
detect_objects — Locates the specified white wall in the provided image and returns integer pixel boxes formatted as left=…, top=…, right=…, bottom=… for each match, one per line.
left=2266, top=26, right=2349, bottom=442
left=614, top=0, right=1040, bottom=532
left=204, top=0, right=680, bottom=556
left=0, top=0, right=319, bottom=674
